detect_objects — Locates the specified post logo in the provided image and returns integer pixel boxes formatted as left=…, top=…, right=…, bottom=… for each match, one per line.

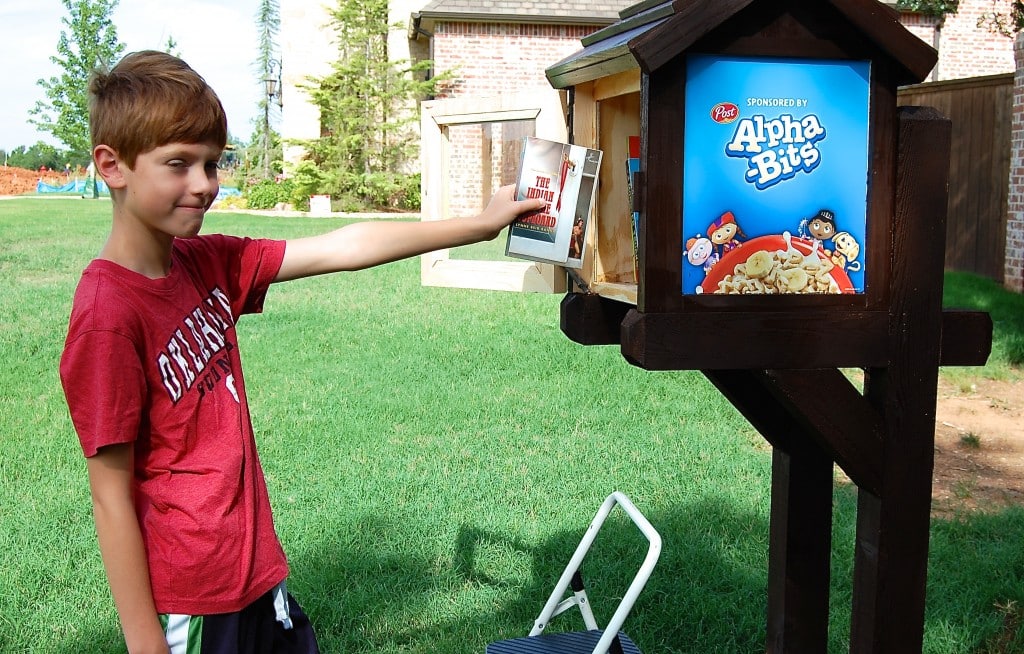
left=710, top=102, right=739, bottom=124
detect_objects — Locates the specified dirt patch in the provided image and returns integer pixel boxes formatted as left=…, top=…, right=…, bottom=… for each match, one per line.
left=933, top=376, right=1024, bottom=517
left=0, top=166, right=70, bottom=195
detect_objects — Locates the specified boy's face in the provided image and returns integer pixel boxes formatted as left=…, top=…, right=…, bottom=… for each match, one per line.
left=117, top=141, right=222, bottom=239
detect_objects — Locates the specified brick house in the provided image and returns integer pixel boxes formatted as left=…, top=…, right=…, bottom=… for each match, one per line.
left=409, top=0, right=623, bottom=99
left=899, top=0, right=1015, bottom=80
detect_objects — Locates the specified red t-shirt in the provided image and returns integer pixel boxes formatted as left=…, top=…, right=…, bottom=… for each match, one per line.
left=60, top=235, right=289, bottom=615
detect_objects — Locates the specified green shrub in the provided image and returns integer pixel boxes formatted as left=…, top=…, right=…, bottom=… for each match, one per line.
left=288, top=161, right=331, bottom=212
left=332, top=194, right=367, bottom=213
left=245, top=178, right=295, bottom=210
left=244, top=165, right=420, bottom=213
left=334, top=171, right=421, bottom=212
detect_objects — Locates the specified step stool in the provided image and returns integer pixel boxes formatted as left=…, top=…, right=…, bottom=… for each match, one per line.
left=485, top=491, right=662, bottom=654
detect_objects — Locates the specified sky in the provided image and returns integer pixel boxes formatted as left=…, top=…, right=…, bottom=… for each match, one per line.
left=0, top=0, right=265, bottom=152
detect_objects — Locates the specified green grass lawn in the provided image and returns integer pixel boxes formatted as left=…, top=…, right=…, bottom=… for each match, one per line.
left=1, top=198, right=1022, bottom=653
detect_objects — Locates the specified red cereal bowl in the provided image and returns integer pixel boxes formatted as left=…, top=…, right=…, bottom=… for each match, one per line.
left=699, top=234, right=855, bottom=294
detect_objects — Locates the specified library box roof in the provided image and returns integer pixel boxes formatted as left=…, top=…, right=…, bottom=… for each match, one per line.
left=545, top=0, right=937, bottom=89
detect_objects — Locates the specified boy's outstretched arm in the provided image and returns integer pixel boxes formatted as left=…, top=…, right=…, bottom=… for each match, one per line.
left=275, top=184, right=545, bottom=282
left=87, top=444, right=170, bottom=654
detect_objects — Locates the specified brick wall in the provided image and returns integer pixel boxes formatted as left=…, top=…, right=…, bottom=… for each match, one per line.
left=1007, top=33, right=1024, bottom=292
left=899, top=12, right=941, bottom=79
left=432, top=22, right=599, bottom=99
left=932, top=0, right=1015, bottom=80
left=893, top=1, right=1014, bottom=82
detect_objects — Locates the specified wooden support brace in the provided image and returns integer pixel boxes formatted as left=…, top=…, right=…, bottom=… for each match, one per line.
left=849, top=106, right=951, bottom=654
left=760, top=369, right=884, bottom=496
left=704, top=369, right=834, bottom=653
left=560, top=292, right=633, bottom=346
left=614, top=308, right=991, bottom=370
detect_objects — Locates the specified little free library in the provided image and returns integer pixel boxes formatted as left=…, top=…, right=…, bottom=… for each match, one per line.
left=544, top=0, right=992, bottom=652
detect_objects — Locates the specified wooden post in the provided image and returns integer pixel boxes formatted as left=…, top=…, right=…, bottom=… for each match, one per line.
left=704, top=370, right=834, bottom=653
left=850, top=106, right=951, bottom=653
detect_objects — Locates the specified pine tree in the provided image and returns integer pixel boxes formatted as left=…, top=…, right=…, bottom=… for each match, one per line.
left=254, top=0, right=281, bottom=179
left=304, top=0, right=442, bottom=208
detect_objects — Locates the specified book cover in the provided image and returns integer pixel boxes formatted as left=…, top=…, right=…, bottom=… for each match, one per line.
left=506, top=136, right=603, bottom=269
left=626, top=135, right=641, bottom=282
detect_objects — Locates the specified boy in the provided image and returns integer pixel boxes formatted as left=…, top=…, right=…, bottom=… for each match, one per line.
left=59, top=50, right=544, bottom=654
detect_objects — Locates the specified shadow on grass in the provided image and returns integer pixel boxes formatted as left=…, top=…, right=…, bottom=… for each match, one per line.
left=288, top=496, right=769, bottom=653
left=291, top=493, right=1024, bottom=653
left=60, top=491, right=1024, bottom=653
left=830, top=484, right=1024, bottom=654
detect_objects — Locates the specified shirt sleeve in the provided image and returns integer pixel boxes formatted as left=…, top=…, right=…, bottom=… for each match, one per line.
left=180, top=235, right=286, bottom=320
left=60, top=327, right=146, bottom=458
left=235, top=237, right=286, bottom=317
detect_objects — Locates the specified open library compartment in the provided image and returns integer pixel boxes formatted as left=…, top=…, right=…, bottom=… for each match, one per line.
left=541, top=1, right=994, bottom=652
left=566, top=69, right=642, bottom=306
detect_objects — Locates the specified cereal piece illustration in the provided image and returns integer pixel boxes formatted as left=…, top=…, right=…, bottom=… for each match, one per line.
left=743, top=249, right=773, bottom=279
left=713, top=231, right=842, bottom=295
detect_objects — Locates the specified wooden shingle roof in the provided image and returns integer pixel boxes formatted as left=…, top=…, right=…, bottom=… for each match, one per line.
left=546, top=0, right=936, bottom=88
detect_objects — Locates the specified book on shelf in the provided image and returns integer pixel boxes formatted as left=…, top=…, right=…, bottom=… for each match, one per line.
left=505, top=136, right=603, bottom=269
left=625, top=135, right=641, bottom=282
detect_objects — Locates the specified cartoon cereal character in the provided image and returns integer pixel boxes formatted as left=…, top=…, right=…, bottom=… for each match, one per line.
left=799, top=208, right=836, bottom=250
left=685, top=235, right=713, bottom=265
left=706, top=211, right=745, bottom=258
left=830, top=231, right=862, bottom=272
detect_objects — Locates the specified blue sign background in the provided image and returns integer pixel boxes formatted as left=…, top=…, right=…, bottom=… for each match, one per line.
left=682, top=55, right=871, bottom=294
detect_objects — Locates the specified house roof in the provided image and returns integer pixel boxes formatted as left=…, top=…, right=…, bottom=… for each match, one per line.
left=411, top=0, right=633, bottom=37
left=410, top=0, right=903, bottom=38
left=545, top=0, right=936, bottom=88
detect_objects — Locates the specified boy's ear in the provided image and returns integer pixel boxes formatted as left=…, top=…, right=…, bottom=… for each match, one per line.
left=93, top=145, right=126, bottom=190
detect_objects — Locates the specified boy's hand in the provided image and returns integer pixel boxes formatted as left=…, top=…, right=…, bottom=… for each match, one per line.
left=476, top=184, right=546, bottom=240
left=275, top=184, right=549, bottom=281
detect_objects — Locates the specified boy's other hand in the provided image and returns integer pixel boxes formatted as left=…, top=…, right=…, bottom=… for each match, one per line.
left=477, top=184, right=547, bottom=240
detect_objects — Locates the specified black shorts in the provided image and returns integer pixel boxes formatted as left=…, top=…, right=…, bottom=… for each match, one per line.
left=161, top=585, right=319, bottom=654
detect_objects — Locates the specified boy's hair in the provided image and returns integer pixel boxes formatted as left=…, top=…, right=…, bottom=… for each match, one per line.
left=89, top=50, right=228, bottom=168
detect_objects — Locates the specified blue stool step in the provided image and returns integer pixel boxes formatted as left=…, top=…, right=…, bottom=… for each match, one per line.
left=486, top=630, right=641, bottom=654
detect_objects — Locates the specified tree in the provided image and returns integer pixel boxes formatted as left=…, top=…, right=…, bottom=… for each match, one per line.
left=4, top=142, right=69, bottom=172
left=29, top=0, right=125, bottom=161
left=896, top=0, right=961, bottom=17
left=254, top=0, right=281, bottom=179
left=163, top=35, right=181, bottom=58
left=975, top=1, right=1024, bottom=36
left=303, top=0, right=443, bottom=209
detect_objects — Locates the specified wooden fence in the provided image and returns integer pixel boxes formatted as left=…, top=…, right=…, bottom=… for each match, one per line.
left=898, top=73, right=1012, bottom=283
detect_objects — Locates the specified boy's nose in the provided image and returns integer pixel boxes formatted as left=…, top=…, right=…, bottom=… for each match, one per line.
left=189, top=167, right=218, bottom=197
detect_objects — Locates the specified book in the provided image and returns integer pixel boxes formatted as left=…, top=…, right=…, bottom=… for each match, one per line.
left=505, top=136, right=603, bottom=269
left=626, top=135, right=641, bottom=282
